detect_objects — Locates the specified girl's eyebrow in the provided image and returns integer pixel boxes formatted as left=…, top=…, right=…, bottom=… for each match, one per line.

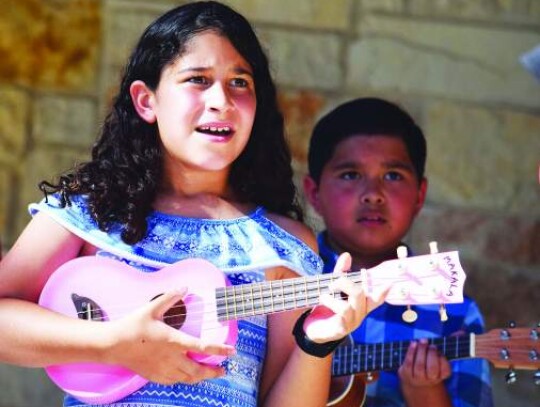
left=177, top=66, right=253, bottom=76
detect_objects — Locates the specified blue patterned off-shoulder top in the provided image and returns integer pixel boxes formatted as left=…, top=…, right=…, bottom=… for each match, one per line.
left=30, top=194, right=322, bottom=407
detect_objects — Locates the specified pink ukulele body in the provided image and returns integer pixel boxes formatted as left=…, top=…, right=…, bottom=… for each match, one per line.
left=39, top=257, right=237, bottom=405
left=39, top=250, right=465, bottom=405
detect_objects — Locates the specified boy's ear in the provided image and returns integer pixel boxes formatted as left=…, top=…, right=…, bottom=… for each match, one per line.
left=303, top=175, right=322, bottom=213
left=130, top=80, right=157, bottom=123
left=414, top=177, right=428, bottom=216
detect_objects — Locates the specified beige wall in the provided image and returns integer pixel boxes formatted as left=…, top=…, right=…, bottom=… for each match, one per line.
left=0, top=0, right=539, bottom=406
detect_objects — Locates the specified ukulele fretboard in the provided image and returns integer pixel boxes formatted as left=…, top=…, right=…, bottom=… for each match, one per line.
left=332, top=335, right=474, bottom=376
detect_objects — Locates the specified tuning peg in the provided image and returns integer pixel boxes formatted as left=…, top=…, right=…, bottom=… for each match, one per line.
left=429, top=241, right=439, bottom=254
left=397, top=245, right=408, bottom=259
left=531, top=327, right=539, bottom=341
left=509, top=321, right=516, bottom=328
left=505, top=369, right=517, bottom=384
left=439, top=304, right=448, bottom=322
left=534, top=370, right=540, bottom=386
left=402, top=305, right=418, bottom=323
left=500, top=329, right=511, bottom=340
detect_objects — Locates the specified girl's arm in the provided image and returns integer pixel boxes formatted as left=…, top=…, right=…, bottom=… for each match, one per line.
left=0, top=212, right=232, bottom=383
left=259, top=217, right=378, bottom=407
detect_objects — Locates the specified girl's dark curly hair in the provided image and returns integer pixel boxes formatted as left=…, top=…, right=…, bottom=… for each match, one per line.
left=40, top=1, right=303, bottom=244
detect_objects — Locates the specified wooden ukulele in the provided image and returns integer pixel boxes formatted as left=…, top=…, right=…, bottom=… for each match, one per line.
left=327, top=325, right=540, bottom=407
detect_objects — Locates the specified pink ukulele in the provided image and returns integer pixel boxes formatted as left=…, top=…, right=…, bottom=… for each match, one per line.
left=39, top=248, right=465, bottom=404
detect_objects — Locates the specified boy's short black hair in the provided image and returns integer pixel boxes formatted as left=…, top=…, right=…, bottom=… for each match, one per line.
left=308, top=97, right=426, bottom=184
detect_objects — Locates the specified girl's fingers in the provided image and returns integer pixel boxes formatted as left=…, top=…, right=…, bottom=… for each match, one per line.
left=149, top=289, right=188, bottom=320
left=333, top=252, right=352, bottom=275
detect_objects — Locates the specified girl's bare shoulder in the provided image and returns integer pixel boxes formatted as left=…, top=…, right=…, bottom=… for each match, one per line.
left=264, top=212, right=317, bottom=253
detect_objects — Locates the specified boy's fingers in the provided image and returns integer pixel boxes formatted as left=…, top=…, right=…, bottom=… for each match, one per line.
left=425, top=345, right=442, bottom=379
left=401, top=341, right=417, bottom=373
left=413, top=340, right=429, bottom=378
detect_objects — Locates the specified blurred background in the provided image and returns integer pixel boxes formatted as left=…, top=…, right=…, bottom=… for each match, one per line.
left=0, top=0, right=539, bottom=406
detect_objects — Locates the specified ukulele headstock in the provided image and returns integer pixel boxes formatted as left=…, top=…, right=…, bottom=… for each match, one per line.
left=476, top=322, right=540, bottom=385
left=476, top=323, right=540, bottom=371
left=362, top=243, right=465, bottom=320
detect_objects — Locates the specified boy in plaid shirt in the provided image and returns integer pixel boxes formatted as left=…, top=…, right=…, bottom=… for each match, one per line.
left=304, top=98, right=493, bottom=407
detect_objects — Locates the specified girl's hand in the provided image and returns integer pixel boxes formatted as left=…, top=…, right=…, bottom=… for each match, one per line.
left=106, top=290, right=235, bottom=385
left=398, top=339, right=451, bottom=388
left=303, top=252, right=386, bottom=343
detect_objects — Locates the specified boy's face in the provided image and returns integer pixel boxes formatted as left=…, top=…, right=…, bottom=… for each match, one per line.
left=304, top=135, right=427, bottom=262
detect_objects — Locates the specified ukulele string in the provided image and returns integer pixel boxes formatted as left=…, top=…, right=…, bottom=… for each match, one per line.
left=71, top=269, right=446, bottom=323
left=71, top=272, right=370, bottom=322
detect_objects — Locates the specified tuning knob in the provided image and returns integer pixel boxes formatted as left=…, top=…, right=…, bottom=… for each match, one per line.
left=505, top=369, right=517, bottom=384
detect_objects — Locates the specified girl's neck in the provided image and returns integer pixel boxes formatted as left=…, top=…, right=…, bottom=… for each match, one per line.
left=154, top=186, right=253, bottom=220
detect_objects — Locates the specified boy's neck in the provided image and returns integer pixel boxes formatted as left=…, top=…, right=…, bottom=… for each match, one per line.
left=324, top=233, right=403, bottom=270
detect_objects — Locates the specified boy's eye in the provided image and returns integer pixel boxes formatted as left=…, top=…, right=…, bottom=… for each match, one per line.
left=339, top=171, right=360, bottom=181
left=384, top=171, right=404, bottom=181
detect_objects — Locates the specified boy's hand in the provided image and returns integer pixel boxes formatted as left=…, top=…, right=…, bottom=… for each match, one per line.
left=303, top=252, right=386, bottom=343
left=398, top=339, right=451, bottom=388
left=107, top=290, right=235, bottom=385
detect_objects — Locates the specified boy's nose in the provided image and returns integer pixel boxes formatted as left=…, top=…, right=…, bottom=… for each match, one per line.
left=360, top=181, right=384, bottom=205
left=206, top=82, right=233, bottom=112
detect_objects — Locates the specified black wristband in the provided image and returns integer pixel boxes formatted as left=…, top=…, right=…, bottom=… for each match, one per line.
left=292, top=310, right=344, bottom=358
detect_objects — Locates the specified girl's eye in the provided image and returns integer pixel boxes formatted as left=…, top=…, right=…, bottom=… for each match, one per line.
left=188, top=76, right=209, bottom=85
left=384, top=171, right=403, bottom=181
left=230, top=77, right=249, bottom=88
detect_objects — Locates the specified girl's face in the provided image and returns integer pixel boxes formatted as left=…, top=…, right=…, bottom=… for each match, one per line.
left=131, top=31, right=257, bottom=181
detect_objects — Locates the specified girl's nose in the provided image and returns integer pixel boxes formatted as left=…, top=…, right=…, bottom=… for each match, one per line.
left=206, top=82, right=233, bottom=112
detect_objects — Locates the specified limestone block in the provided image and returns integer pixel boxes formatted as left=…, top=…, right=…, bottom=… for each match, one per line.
left=33, top=95, right=98, bottom=147
left=0, top=168, right=9, bottom=243
left=360, top=0, right=404, bottom=13
left=101, top=1, right=168, bottom=103
left=408, top=206, right=540, bottom=269
left=406, top=0, right=540, bottom=26
left=0, top=0, right=100, bottom=90
left=422, top=101, right=540, bottom=215
left=347, top=16, right=540, bottom=108
left=221, top=0, right=352, bottom=30
left=279, top=90, right=326, bottom=163
left=457, top=255, right=540, bottom=329
left=0, top=364, right=62, bottom=407
left=0, top=86, right=29, bottom=164
left=103, top=2, right=166, bottom=69
left=259, top=29, right=342, bottom=90
left=16, top=146, right=89, bottom=240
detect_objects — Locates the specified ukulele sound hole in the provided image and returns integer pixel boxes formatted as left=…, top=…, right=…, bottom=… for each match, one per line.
left=71, top=293, right=107, bottom=321
left=151, top=294, right=187, bottom=330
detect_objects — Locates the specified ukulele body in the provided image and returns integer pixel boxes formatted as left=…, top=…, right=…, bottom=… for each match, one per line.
left=39, top=256, right=238, bottom=404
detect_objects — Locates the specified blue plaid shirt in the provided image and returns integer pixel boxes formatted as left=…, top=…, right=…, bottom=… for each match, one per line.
left=319, top=233, right=494, bottom=407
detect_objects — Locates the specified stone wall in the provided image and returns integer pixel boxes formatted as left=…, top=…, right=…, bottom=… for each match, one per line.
left=0, top=0, right=539, bottom=406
